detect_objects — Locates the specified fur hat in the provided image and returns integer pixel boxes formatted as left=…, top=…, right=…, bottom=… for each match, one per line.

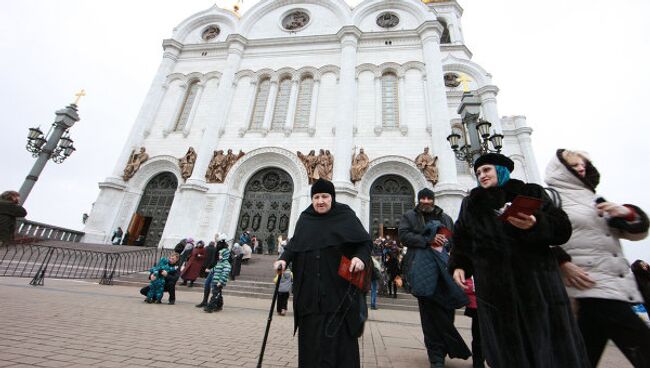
left=474, top=153, right=515, bottom=173
left=310, top=178, right=336, bottom=202
left=417, top=188, right=435, bottom=201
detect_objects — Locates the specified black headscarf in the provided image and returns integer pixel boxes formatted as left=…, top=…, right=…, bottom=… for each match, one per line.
left=287, top=202, right=371, bottom=252
left=556, top=149, right=600, bottom=192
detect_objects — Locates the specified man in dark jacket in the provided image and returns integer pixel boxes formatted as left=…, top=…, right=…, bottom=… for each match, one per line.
left=140, top=253, right=180, bottom=304
left=399, top=188, right=470, bottom=368
left=0, top=191, right=27, bottom=244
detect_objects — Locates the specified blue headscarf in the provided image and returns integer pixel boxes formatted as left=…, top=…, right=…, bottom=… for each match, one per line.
left=476, top=164, right=511, bottom=187
left=495, top=165, right=510, bottom=186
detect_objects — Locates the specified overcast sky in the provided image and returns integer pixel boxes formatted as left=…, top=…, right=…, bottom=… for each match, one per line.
left=1, top=0, right=648, bottom=260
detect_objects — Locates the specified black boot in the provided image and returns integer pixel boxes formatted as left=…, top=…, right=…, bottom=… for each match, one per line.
left=196, top=289, right=210, bottom=308
left=189, top=280, right=194, bottom=287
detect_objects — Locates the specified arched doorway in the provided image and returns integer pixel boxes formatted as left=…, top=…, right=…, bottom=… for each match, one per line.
left=369, top=175, right=414, bottom=241
left=128, top=172, right=178, bottom=247
left=236, top=168, right=293, bottom=253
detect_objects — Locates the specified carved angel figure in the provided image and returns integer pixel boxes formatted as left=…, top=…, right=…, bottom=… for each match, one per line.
left=350, top=148, right=369, bottom=183
left=206, top=150, right=227, bottom=183
left=415, top=147, right=439, bottom=186
left=179, top=147, right=197, bottom=180
left=122, top=147, right=149, bottom=181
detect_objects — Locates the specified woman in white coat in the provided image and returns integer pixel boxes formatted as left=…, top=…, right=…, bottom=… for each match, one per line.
left=545, top=149, right=650, bottom=367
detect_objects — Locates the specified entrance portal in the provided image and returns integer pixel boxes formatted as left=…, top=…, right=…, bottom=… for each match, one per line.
left=369, top=175, right=414, bottom=241
left=236, top=168, right=293, bottom=254
left=129, top=172, right=178, bottom=247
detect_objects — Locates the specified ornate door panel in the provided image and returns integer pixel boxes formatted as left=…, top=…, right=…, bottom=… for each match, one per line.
left=369, top=175, right=414, bottom=239
left=134, top=172, right=178, bottom=247
left=237, top=168, right=293, bottom=248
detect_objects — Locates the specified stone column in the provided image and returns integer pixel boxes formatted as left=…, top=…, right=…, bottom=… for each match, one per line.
left=240, top=80, right=258, bottom=135
left=261, top=77, right=279, bottom=132
left=143, top=84, right=169, bottom=138
left=162, top=84, right=188, bottom=136
left=422, top=76, right=433, bottom=134
left=182, top=82, right=205, bottom=137
left=332, top=27, right=361, bottom=195
left=477, top=85, right=503, bottom=134
left=284, top=77, right=300, bottom=133
left=307, top=78, right=320, bottom=136
left=110, top=40, right=181, bottom=180
left=398, top=73, right=408, bottom=135
left=374, top=74, right=382, bottom=135
left=417, top=21, right=458, bottom=186
left=513, top=116, right=541, bottom=184
left=189, top=35, right=247, bottom=185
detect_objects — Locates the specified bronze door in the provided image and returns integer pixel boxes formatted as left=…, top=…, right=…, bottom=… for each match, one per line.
left=236, top=168, right=293, bottom=250
left=369, top=175, right=414, bottom=240
left=134, top=172, right=178, bottom=247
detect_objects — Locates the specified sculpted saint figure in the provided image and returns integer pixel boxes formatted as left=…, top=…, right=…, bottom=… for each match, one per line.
left=297, top=150, right=318, bottom=184
left=415, top=147, right=439, bottom=185
left=179, top=147, right=197, bottom=180
left=224, top=149, right=245, bottom=176
left=313, top=149, right=328, bottom=182
left=206, top=150, right=227, bottom=183
left=122, top=147, right=149, bottom=181
left=350, top=148, right=369, bottom=183
left=324, top=150, right=334, bottom=181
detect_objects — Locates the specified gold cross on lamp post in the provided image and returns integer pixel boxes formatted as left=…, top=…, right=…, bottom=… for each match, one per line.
left=456, top=74, right=473, bottom=93
left=73, top=89, right=86, bottom=105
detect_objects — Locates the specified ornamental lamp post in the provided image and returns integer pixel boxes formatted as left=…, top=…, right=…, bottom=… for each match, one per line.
left=446, top=76, right=503, bottom=169
left=18, top=90, right=84, bottom=205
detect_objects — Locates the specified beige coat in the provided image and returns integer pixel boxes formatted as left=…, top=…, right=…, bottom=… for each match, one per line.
left=545, top=156, right=646, bottom=303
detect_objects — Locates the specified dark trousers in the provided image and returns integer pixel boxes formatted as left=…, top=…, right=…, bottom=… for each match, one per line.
left=387, top=276, right=397, bottom=296
left=465, top=308, right=484, bottom=368
left=577, top=298, right=650, bottom=368
left=140, top=281, right=176, bottom=302
left=298, top=313, right=360, bottom=368
left=277, top=292, right=289, bottom=313
left=417, top=297, right=471, bottom=364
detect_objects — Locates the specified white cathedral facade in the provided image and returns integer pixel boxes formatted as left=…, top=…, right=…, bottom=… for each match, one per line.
left=83, top=0, right=540, bottom=248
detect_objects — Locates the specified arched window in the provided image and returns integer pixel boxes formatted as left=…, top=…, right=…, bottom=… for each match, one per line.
left=271, top=77, right=292, bottom=130
left=175, top=80, right=200, bottom=131
left=382, top=72, right=399, bottom=128
left=250, top=78, right=270, bottom=129
left=294, top=76, right=314, bottom=128
left=438, top=18, right=451, bottom=44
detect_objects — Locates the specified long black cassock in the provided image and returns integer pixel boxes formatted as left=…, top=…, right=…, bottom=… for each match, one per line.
left=280, top=201, right=371, bottom=368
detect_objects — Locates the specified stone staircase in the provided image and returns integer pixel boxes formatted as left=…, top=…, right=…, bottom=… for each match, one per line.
left=113, top=254, right=420, bottom=311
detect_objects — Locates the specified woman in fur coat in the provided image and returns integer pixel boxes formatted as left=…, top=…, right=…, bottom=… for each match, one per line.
left=545, top=149, right=650, bottom=367
left=449, top=153, right=589, bottom=368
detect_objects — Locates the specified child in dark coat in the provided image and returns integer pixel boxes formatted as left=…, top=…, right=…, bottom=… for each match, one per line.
left=204, top=245, right=232, bottom=312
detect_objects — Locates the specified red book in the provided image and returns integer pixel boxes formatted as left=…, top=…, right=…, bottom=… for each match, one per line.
left=338, top=256, right=370, bottom=292
left=498, top=195, right=543, bottom=221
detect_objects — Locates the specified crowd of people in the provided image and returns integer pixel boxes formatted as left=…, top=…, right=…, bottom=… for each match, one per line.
left=4, top=147, right=649, bottom=368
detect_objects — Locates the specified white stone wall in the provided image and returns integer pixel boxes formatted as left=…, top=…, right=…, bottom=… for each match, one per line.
left=83, top=0, right=540, bottom=248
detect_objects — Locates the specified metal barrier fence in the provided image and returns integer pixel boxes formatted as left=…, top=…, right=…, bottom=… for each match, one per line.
left=15, top=219, right=85, bottom=243
left=0, top=242, right=175, bottom=286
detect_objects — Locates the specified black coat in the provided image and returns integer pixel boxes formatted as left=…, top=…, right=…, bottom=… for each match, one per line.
left=448, top=179, right=589, bottom=367
left=0, top=200, right=27, bottom=242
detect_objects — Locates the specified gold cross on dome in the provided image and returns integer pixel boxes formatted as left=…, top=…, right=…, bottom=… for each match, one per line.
left=456, top=73, right=472, bottom=92
left=73, top=89, right=86, bottom=105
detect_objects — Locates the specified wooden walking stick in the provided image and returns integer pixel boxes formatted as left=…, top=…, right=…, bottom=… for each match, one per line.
left=257, top=266, right=283, bottom=368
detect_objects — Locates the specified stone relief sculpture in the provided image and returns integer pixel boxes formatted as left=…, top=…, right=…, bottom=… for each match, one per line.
left=178, top=147, right=197, bottom=180
left=297, top=149, right=332, bottom=184
left=122, top=147, right=149, bottom=181
left=350, top=147, right=369, bottom=183
left=415, top=147, right=439, bottom=186
left=206, top=148, right=245, bottom=183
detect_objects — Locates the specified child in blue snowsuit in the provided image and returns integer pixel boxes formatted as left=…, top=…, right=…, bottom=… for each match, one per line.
left=204, top=245, right=231, bottom=312
left=146, top=257, right=175, bottom=303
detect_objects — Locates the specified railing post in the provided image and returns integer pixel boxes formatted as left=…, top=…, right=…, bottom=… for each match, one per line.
left=100, top=253, right=120, bottom=285
left=30, top=247, right=54, bottom=286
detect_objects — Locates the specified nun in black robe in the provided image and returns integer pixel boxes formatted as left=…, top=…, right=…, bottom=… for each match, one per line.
left=276, top=179, right=371, bottom=368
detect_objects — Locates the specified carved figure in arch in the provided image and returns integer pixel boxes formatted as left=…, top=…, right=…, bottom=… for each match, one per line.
left=297, top=150, right=318, bottom=184
left=415, top=147, right=439, bottom=186
left=283, top=11, right=309, bottom=31
left=178, top=147, right=197, bottom=180
left=206, top=150, right=227, bottom=183
left=225, top=149, right=245, bottom=178
left=350, top=147, right=369, bottom=183
left=122, top=147, right=149, bottom=181
left=202, top=26, right=220, bottom=41
left=313, top=149, right=329, bottom=182
left=324, top=150, right=334, bottom=181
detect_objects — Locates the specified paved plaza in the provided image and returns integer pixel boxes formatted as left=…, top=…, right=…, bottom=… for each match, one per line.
left=0, top=277, right=631, bottom=367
